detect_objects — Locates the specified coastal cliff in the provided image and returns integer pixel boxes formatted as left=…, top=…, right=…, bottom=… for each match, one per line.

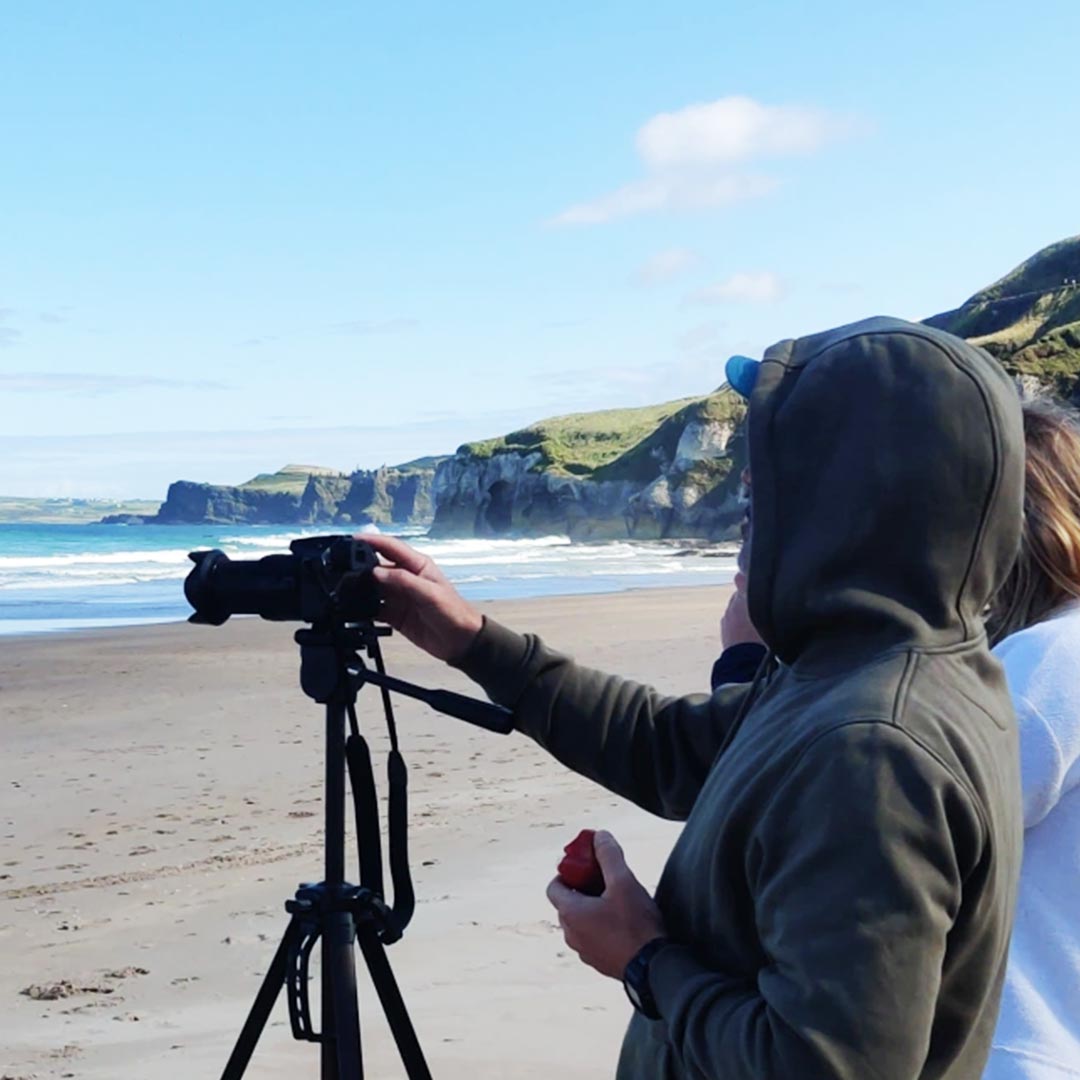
left=143, top=463, right=436, bottom=526
left=925, top=234, right=1080, bottom=400
left=430, top=391, right=747, bottom=540
left=95, top=236, right=1080, bottom=538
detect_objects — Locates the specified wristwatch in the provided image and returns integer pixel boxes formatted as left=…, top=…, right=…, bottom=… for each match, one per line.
left=623, top=937, right=670, bottom=1020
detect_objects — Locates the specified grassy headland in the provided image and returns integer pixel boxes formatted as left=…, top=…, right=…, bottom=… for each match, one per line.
left=0, top=496, right=161, bottom=525
left=925, top=234, right=1080, bottom=398
left=460, top=391, right=744, bottom=481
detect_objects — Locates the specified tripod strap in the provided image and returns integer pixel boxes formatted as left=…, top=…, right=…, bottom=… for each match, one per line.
left=346, top=728, right=385, bottom=901
left=386, top=748, right=415, bottom=935
left=345, top=718, right=414, bottom=938
left=367, top=637, right=416, bottom=939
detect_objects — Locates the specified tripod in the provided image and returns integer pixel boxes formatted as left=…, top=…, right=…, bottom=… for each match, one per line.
left=219, top=621, right=513, bottom=1079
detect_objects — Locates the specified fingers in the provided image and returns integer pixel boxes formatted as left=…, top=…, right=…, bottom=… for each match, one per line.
left=364, top=533, right=452, bottom=588
left=372, top=566, right=439, bottom=626
left=362, top=534, right=431, bottom=575
left=592, top=831, right=628, bottom=883
left=546, top=877, right=583, bottom=913
left=548, top=879, right=593, bottom=957
left=547, top=877, right=600, bottom=919
left=734, top=571, right=747, bottom=593
left=373, top=565, right=444, bottom=605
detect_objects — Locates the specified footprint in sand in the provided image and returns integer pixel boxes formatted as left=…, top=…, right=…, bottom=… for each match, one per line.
left=48, top=1043, right=82, bottom=1061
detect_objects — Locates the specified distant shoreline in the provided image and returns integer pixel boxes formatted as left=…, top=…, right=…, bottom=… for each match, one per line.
left=0, top=577, right=737, bottom=641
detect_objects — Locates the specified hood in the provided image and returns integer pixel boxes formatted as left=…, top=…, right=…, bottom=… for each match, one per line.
left=746, top=316, right=1024, bottom=668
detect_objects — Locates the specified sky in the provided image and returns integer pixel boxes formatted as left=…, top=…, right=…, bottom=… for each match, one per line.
left=1, top=1, right=1078, bottom=498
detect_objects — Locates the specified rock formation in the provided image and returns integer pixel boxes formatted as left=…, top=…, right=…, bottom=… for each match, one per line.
left=143, top=463, right=436, bottom=526
left=430, top=392, right=747, bottom=540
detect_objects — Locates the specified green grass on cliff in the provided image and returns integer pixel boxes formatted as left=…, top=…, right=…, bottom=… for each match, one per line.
left=394, top=455, right=450, bottom=472
left=925, top=235, right=1080, bottom=398
left=461, top=391, right=745, bottom=480
left=594, top=393, right=744, bottom=482
left=237, top=460, right=443, bottom=496
left=238, top=464, right=346, bottom=495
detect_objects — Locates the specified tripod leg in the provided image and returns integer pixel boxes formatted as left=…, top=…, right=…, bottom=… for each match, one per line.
left=322, top=910, right=363, bottom=1080
left=221, top=918, right=301, bottom=1080
left=356, top=924, right=432, bottom=1080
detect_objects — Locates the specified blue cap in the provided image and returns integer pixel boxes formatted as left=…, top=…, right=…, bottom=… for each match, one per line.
left=725, top=354, right=760, bottom=399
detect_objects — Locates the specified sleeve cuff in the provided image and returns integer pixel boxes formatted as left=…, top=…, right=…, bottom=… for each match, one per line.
left=449, top=616, right=535, bottom=708
left=710, top=642, right=767, bottom=690
left=648, top=942, right=749, bottom=1022
left=648, top=943, right=703, bottom=1014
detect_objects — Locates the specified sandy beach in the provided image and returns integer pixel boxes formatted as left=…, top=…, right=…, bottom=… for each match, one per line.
left=0, top=586, right=730, bottom=1079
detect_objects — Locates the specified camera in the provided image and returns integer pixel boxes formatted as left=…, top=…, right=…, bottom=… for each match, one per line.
left=182, top=532, right=512, bottom=1076
left=184, top=534, right=380, bottom=626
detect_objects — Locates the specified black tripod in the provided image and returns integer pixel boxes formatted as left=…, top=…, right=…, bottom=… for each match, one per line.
left=220, top=621, right=513, bottom=1079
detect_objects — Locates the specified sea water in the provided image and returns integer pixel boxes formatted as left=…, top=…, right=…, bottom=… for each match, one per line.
left=0, top=523, right=737, bottom=636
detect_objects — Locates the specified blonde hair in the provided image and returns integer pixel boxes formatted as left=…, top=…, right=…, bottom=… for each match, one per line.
left=988, top=399, right=1080, bottom=645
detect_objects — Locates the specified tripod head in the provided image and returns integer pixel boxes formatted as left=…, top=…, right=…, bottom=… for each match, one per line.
left=293, top=619, right=514, bottom=735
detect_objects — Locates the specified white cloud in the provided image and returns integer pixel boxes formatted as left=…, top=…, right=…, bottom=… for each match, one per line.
left=633, top=247, right=702, bottom=286
left=637, top=97, right=857, bottom=168
left=687, top=272, right=783, bottom=304
left=550, top=95, right=862, bottom=226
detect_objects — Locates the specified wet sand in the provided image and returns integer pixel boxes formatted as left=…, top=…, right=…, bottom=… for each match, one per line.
left=0, top=586, right=730, bottom=1079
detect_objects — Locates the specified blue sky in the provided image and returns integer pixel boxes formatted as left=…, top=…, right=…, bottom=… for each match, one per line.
left=1, top=1, right=1077, bottom=498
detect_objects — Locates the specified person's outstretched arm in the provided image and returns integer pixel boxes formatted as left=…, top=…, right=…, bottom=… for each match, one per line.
left=368, top=535, right=753, bottom=820
left=455, top=616, right=753, bottom=819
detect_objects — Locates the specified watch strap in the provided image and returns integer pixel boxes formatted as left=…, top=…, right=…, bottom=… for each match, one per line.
left=623, top=936, right=670, bottom=1020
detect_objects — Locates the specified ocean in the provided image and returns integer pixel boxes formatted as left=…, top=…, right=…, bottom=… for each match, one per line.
left=0, top=523, right=738, bottom=636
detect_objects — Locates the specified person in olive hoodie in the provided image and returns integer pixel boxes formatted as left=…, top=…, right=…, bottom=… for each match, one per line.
left=367, top=316, right=1025, bottom=1079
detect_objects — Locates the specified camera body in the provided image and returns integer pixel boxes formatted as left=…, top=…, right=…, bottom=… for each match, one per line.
left=185, top=535, right=380, bottom=626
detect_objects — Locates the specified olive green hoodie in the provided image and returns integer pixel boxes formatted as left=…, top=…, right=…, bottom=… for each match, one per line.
left=455, top=317, right=1024, bottom=1078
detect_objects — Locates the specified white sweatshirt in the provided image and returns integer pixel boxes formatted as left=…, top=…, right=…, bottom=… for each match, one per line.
left=985, top=602, right=1080, bottom=1078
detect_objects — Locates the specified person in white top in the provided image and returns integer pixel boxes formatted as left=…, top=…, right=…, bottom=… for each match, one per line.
left=985, top=400, right=1080, bottom=1078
